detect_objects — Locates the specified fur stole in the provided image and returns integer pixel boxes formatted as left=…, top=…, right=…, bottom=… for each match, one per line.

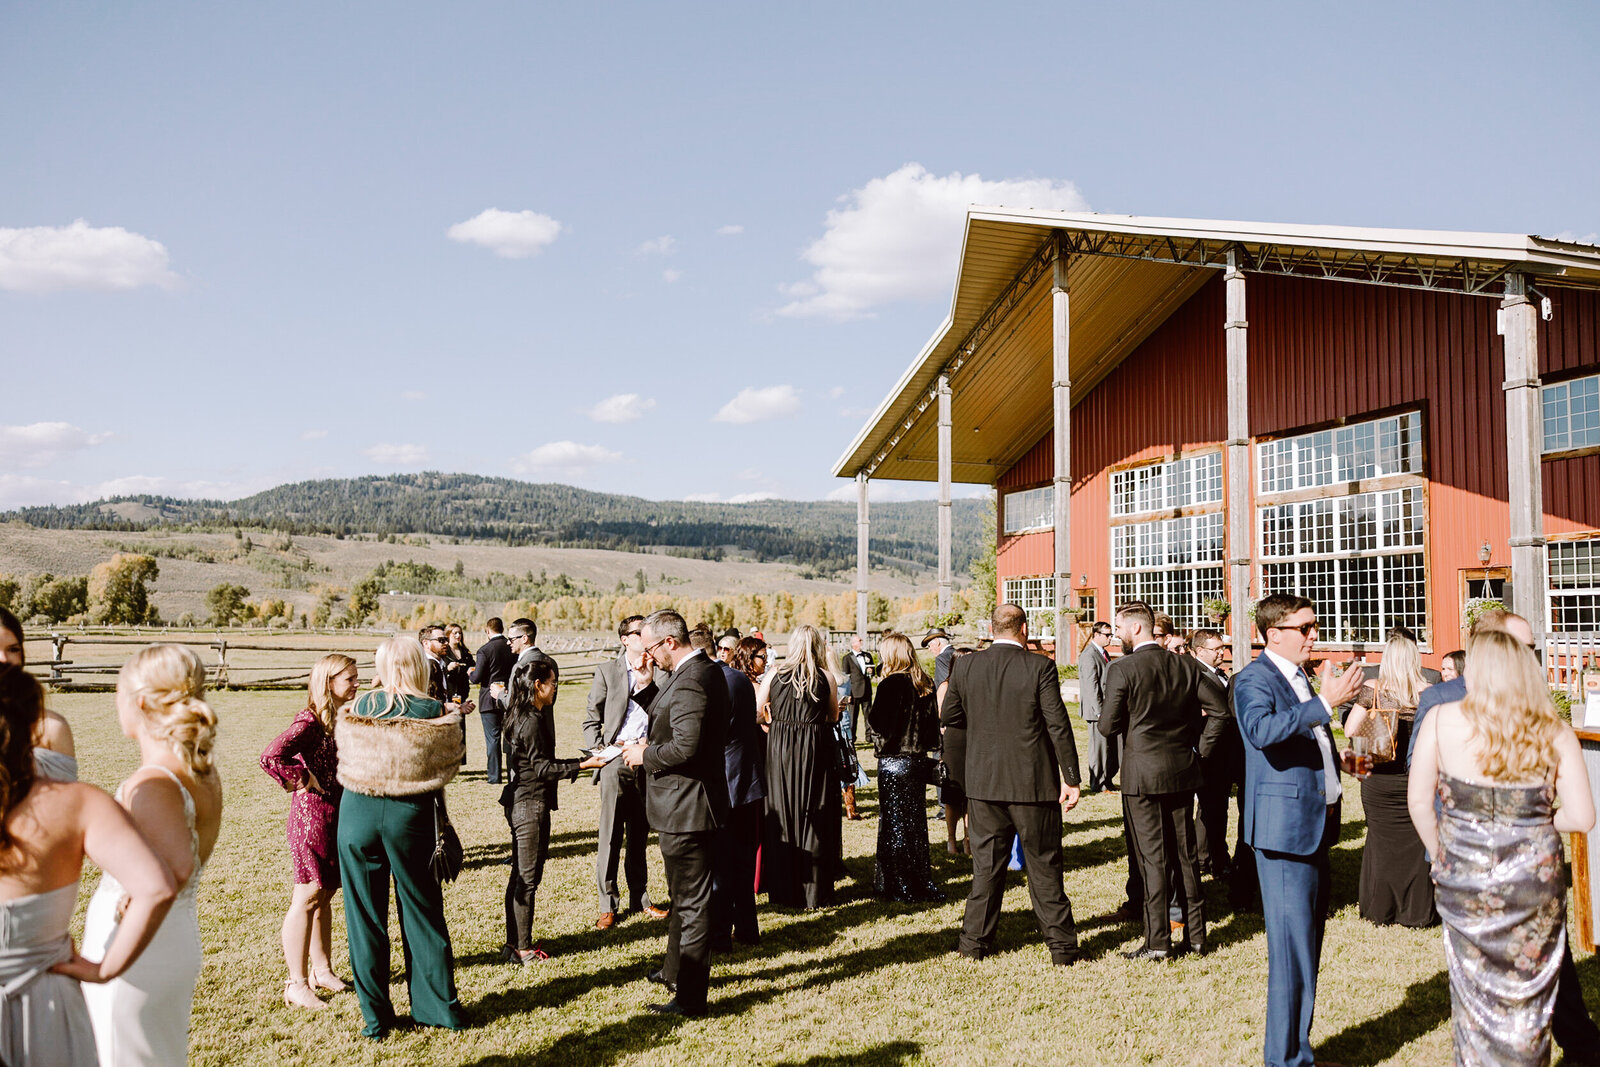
left=336, top=709, right=463, bottom=796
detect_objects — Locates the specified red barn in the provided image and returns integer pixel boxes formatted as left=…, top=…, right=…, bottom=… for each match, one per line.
left=834, top=211, right=1600, bottom=669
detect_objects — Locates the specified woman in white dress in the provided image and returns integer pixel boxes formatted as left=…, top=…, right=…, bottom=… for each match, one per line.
left=1, top=664, right=176, bottom=1067
left=81, top=645, right=225, bottom=1067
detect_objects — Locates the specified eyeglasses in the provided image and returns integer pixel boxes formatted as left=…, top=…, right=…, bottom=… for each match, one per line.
left=1269, top=622, right=1320, bottom=637
left=644, top=637, right=670, bottom=656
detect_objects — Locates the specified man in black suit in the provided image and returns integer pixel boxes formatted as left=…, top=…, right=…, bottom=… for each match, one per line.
left=687, top=628, right=766, bottom=950
left=842, top=633, right=874, bottom=745
left=582, top=615, right=666, bottom=929
left=470, top=617, right=516, bottom=784
left=622, top=609, right=730, bottom=1017
left=1189, top=628, right=1243, bottom=881
left=1099, top=600, right=1207, bottom=959
left=941, top=603, right=1082, bottom=965
left=420, top=623, right=473, bottom=763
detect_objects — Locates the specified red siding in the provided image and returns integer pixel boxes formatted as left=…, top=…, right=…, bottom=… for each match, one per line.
left=993, top=270, right=1600, bottom=660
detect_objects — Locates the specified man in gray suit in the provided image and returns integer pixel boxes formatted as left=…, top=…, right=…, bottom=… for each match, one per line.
left=582, top=615, right=667, bottom=929
left=1078, top=620, right=1116, bottom=793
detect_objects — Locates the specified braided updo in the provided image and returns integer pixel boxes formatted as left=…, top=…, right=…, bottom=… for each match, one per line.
left=119, top=644, right=218, bottom=776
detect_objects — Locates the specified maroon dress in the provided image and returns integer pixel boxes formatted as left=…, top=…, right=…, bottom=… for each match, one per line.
left=260, top=707, right=342, bottom=888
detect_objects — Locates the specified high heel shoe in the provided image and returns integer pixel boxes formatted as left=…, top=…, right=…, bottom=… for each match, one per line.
left=284, top=977, right=325, bottom=1010
left=310, top=967, right=350, bottom=993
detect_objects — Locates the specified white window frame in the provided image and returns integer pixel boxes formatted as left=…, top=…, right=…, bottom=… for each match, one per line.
left=1542, top=375, right=1600, bottom=455
left=1255, top=411, right=1430, bottom=646
left=1001, top=575, right=1055, bottom=638
left=1002, top=485, right=1055, bottom=535
left=1547, top=536, right=1600, bottom=633
left=1108, top=449, right=1225, bottom=633
left=1110, top=451, right=1222, bottom=518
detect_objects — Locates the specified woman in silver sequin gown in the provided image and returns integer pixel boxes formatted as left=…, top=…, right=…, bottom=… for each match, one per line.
left=1409, top=629, right=1595, bottom=1067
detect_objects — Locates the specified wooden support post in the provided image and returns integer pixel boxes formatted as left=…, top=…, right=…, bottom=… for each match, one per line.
left=1501, top=273, right=1548, bottom=648
left=1225, top=252, right=1253, bottom=668
left=1052, top=248, right=1072, bottom=657
left=856, top=473, right=870, bottom=639
left=214, top=639, right=229, bottom=689
left=51, top=633, right=68, bottom=683
left=937, top=374, right=953, bottom=614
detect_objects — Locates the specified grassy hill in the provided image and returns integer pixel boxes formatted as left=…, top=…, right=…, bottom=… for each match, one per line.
left=5, top=473, right=987, bottom=576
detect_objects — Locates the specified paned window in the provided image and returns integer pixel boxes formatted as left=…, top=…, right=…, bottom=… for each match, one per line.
left=1542, top=376, right=1600, bottom=453
left=1110, top=452, right=1223, bottom=517
left=1110, top=511, right=1225, bottom=633
left=1256, top=411, right=1428, bottom=643
left=1548, top=538, right=1600, bottom=632
left=1001, top=575, right=1056, bottom=638
left=1002, top=486, right=1055, bottom=535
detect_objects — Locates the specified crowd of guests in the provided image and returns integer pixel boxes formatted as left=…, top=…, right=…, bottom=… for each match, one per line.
left=4, top=594, right=1598, bottom=1064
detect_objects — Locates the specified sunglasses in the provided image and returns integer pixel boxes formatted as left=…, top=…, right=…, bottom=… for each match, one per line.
left=1270, top=622, right=1320, bottom=637
left=623, top=629, right=643, bottom=637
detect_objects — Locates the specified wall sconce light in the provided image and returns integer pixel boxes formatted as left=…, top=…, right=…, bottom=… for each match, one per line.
left=1079, top=574, right=1088, bottom=586
left=1478, top=542, right=1492, bottom=565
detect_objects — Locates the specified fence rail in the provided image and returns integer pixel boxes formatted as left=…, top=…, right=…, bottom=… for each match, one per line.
left=1547, top=633, right=1600, bottom=699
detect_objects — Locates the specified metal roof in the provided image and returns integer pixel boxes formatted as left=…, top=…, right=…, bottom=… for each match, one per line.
left=832, top=209, right=1600, bottom=485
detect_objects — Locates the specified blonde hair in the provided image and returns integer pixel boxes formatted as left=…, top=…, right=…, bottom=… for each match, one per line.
left=1375, top=631, right=1428, bottom=709
left=1461, top=629, right=1563, bottom=782
left=878, top=633, right=932, bottom=697
left=371, top=638, right=432, bottom=715
left=777, top=625, right=830, bottom=699
left=306, top=653, right=357, bottom=732
left=119, top=644, right=217, bottom=776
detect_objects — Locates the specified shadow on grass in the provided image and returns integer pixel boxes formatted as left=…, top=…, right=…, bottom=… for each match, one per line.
left=771, top=1041, right=922, bottom=1066
left=1314, top=967, right=1450, bottom=1066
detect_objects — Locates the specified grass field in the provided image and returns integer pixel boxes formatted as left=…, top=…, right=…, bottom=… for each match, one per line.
left=51, top=683, right=1600, bottom=1066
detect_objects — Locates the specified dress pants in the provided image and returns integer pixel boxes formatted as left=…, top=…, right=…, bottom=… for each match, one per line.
left=960, top=799, right=1078, bottom=962
left=711, top=801, right=763, bottom=948
left=338, top=791, right=466, bottom=1038
left=480, top=709, right=504, bottom=784
left=1255, top=802, right=1338, bottom=1067
left=1124, top=791, right=1206, bottom=951
left=595, top=760, right=652, bottom=913
left=1194, top=761, right=1235, bottom=873
left=658, top=829, right=717, bottom=1014
left=504, top=798, right=550, bottom=950
left=1085, top=720, right=1118, bottom=791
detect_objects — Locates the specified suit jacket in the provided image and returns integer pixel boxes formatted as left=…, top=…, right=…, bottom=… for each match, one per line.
left=718, top=662, right=767, bottom=808
left=1077, top=642, right=1109, bottom=722
left=1194, top=664, right=1236, bottom=761
left=640, top=651, right=731, bottom=833
left=425, top=655, right=448, bottom=703
left=941, top=640, right=1080, bottom=801
left=844, top=649, right=873, bottom=707
left=1409, top=674, right=1466, bottom=767
left=1097, top=644, right=1204, bottom=795
left=469, top=635, right=516, bottom=710
left=582, top=655, right=660, bottom=750
left=1234, top=655, right=1340, bottom=856
left=499, top=703, right=580, bottom=810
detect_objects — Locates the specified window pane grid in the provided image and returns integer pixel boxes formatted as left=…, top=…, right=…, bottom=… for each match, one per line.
left=1110, top=451, right=1223, bottom=517
left=1002, top=486, right=1055, bottom=535
left=1001, top=576, right=1057, bottom=638
left=1258, top=411, right=1422, bottom=494
left=1542, top=376, right=1600, bottom=454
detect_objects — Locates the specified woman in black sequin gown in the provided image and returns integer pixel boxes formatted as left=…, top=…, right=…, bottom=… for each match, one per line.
left=867, top=633, right=944, bottom=903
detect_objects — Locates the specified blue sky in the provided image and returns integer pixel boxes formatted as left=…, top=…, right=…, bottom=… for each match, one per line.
left=3, top=2, right=1598, bottom=509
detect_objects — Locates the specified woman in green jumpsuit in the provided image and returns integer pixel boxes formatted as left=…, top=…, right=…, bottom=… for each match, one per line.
left=336, top=637, right=470, bottom=1039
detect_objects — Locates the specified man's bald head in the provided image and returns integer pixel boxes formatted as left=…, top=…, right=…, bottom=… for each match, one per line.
left=991, top=603, right=1027, bottom=638
left=1473, top=608, right=1533, bottom=647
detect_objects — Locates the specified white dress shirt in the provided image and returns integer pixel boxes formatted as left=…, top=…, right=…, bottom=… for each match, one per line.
left=1262, top=648, right=1342, bottom=805
left=615, top=655, right=651, bottom=744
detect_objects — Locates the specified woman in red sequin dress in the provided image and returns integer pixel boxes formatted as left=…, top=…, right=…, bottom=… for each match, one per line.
left=261, top=654, right=358, bottom=1009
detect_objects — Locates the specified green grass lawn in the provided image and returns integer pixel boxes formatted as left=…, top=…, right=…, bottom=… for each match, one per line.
left=51, top=684, right=1600, bottom=1066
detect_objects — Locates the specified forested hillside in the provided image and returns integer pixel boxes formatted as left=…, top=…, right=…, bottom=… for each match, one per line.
left=6, top=474, right=988, bottom=576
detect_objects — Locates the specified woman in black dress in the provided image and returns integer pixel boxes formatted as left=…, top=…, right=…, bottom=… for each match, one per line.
left=867, top=633, right=943, bottom=902
left=756, top=625, right=841, bottom=909
left=1342, top=630, right=1437, bottom=927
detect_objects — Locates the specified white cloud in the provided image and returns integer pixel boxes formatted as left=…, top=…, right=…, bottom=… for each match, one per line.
left=401, top=390, right=427, bottom=401
left=0, top=472, right=264, bottom=510
left=300, top=429, right=329, bottom=441
left=682, top=492, right=722, bottom=503
left=778, top=163, right=1087, bottom=320
left=447, top=208, right=563, bottom=259
left=363, top=442, right=428, bottom=466
left=714, top=384, right=801, bottom=424
left=828, top=386, right=846, bottom=400
left=512, top=441, right=623, bottom=478
left=587, top=393, right=656, bottom=424
left=824, top=480, right=991, bottom=503
left=662, top=268, right=683, bottom=283
left=0, top=422, right=110, bottom=468
left=636, top=235, right=676, bottom=256
left=716, top=224, right=744, bottom=236
left=0, top=219, right=179, bottom=294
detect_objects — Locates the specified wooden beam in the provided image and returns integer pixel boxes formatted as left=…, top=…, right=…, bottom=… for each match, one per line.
left=1501, top=273, right=1547, bottom=645
left=1225, top=251, right=1252, bottom=667
left=1052, top=249, right=1072, bottom=656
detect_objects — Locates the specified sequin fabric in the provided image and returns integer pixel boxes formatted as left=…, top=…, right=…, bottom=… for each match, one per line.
left=1433, top=771, right=1564, bottom=1066
left=260, top=708, right=342, bottom=887
left=872, top=755, right=944, bottom=903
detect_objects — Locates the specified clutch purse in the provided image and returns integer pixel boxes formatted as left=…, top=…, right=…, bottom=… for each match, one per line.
left=430, top=793, right=464, bottom=884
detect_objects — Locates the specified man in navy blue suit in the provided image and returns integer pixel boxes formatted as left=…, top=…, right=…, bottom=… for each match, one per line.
left=1234, top=594, right=1365, bottom=1067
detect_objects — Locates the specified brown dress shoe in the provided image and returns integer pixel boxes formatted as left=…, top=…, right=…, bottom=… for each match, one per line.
left=641, top=903, right=670, bottom=919
left=595, top=912, right=616, bottom=930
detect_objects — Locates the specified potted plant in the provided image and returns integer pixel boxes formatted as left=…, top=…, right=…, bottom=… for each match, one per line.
left=1202, top=598, right=1231, bottom=625
left=1463, top=597, right=1508, bottom=633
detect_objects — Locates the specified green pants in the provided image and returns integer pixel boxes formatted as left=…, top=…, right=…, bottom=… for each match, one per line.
left=337, top=790, right=466, bottom=1037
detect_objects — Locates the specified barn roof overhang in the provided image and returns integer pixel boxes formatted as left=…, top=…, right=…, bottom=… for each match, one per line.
left=832, top=209, right=1600, bottom=486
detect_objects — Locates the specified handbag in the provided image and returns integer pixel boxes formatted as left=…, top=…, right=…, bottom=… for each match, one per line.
left=925, top=754, right=951, bottom=789
left=1351, top=686, right=1400, bottom=765
left=429, top=792, right=465, bottom=884
left=834, top=723, right=867, bottom=787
